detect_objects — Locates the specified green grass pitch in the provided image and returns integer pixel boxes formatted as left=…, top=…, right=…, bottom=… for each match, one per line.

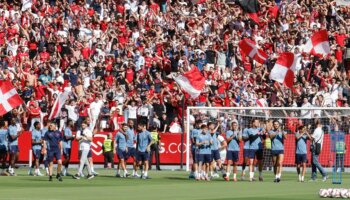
left=0, top=169, right=348, bottom=200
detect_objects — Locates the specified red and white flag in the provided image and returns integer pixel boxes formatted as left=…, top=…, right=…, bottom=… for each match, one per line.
left=270, top=52, right=301, bottom=89
left=173, top=67, right=205, bottom=98
left=0, top=80, right=24, bottom=116
left=48, top=91, right=70, bottom=120
left=256, top=98, right=268, bottom=108
left=239, top=38, right=268, bottom=64
left=191, top=0, right=206, bottom=4
left=303, top=30, right=330, bottom=57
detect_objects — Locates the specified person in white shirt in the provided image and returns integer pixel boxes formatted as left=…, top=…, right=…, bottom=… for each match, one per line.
left=65, top=100, right=78, bottom=125
left=310, top=120, right=327, bottom=181
left=126, top=100, right=138, bottom=125
left=88, top=97, right=103, bottom=130
left=73, top=121, right=95, bottom=180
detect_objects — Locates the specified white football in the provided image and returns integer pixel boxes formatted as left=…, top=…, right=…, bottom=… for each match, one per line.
left=340, top=189, right=349, bottom=199
left=327, top=188, right=334, bottom=195
left=319, top=189, right=328, bottom=198
left=332, top=189, right=341, bottom=198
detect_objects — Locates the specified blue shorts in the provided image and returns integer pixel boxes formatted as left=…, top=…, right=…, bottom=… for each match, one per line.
left=192, top=149, right=199, bottom=163
left=272, top=150, right=284, bottom=156
left=211, top=150, right=220, bottom=161
left=198, top=154, right=212, bottom=164
left=47, top=149, right=61, bottom=162
left=248, top=149, right=263, bottom=160
left=226, top=151, right=239, bottom=162
left=295, top=154, right=307, bottom=164
left=9, top=145, right=19, bottom=154
left=32, top=149, right=42, bottom=159
left=137, top=151, right=150, bottom=162
left=243, top=149, right=250, bottom=158
left=0, top=145, right=7, bottom=154
left=87, top=150, right=92, bottom=158
left=117, top=149, right=127, bottom=160
left=126, top=147, right=136, bottom=159
left=63, top=148, right=71, bottom=158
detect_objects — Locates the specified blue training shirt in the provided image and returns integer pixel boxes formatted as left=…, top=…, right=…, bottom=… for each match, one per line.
left=44, top=130, right=62, bottom=150
left=242, top=128, right=250, bottom=150
left=63, top=127, right=72, bottom=149
left=32, top=129, right=42, bottom=150
left=115, top=131, right=127, bottom=151
left=126, top=128, right=135, bottom=148
left=248, top=128, right=263, bottom=150
left=226, top=130, right=241, bottom=151
left=0, top=128, right=8, bottom=149
left=136, top=130, right=153, bottom=152
left=191, top=128, right=201, bottom=146
left=8, top=125, right=18, bottom=146
left=269, top=130, right=284, bottom=151
left=196, top=132, right=212, bottom=154
left=296, top=132, right=308, bottom=154
left=210, top=132, right=219, bottom=151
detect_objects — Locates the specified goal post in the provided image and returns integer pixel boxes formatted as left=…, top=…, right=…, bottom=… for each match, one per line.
left=185, top=107, right=350, bottom=172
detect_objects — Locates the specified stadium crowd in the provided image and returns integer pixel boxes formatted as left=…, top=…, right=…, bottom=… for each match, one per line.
left=0, top=0, right=348, bottom=132
left=0, top=0, right=349, bottom=182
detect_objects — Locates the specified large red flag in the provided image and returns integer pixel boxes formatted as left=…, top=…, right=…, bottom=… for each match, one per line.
left=0, top=80, right=24, bottom=116
left=173, top=67, right=205, bottom=98
left=270, top=52, right=301, bottom=88
left=239, top=38, right=268, bottom=64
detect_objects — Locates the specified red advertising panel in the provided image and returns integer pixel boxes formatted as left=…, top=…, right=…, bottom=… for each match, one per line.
left=16, top=132, right=349, bottom=166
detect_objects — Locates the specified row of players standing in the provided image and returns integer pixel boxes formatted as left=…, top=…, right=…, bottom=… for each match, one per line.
left=0, top=118, right=155, bottom=182
left=189, top=118, right=328, bottom=182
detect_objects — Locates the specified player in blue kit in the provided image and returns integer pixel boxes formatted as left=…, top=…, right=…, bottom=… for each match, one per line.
left=115, top=123, right=129, bottom=177
left=8, top=118, right=22, bottom=176
left=117, top=119, right=140, bottom=178
left=196, top=124, right=212, bottom=181
left=209, top=122, right=221, bottom=178
left=62, top=121, right=74, bottom=176
left=269, top=120, right=287, bottom=182
left=241, top=121, right=252, bottom=180
left=295, top=125, right=312, bottom=182
left=126, top=120, right=139, bottom=177
left=248, top=119, right=265, bottom=182
left=42, top=123, right=63, bottom=182
left=224, top=121, right=241, bottom=182
left=0, top=121, right=8, bottom=176
left=189, top=120, right=202, bottom=179
left=136, top=121, right=153, bottom=179
left=29, top=122, right=44, bottom=176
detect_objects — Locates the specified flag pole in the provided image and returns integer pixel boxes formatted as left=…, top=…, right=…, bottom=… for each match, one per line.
left=180, top=94, right=185, bottom=170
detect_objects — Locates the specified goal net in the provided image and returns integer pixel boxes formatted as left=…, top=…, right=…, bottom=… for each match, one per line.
left=185, top=107, right=350, bottom=172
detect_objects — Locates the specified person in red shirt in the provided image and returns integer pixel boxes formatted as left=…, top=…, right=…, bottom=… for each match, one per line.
left=125, top=65, right=134, bottom=83
left=333, top=29, right=347, bottom=47
left=112, top=108, right=125, bottom=131
left=39, top=47, right=50, bottom=62
left=149, top=0, right=160, bottom=15
left=28, top=103, right=41, bottom=131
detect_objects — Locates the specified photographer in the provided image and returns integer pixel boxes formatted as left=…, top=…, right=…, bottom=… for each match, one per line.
left=310, top=120, right=328, bottom=182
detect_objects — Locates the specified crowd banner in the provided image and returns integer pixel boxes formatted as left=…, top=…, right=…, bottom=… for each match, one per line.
left=17, top=132, right=349, bottom=166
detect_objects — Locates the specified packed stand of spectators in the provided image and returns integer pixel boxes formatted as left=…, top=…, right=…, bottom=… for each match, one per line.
left=0, top=0, right=349, bottom=132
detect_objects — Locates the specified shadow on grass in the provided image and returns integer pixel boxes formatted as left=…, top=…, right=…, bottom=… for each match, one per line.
left=164, top=177, right=192, bottom=181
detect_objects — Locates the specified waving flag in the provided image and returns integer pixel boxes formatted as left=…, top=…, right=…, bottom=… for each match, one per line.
left=236, top=0, right=260, bottom=23
left=303, top=30, right=330, bottom=57
left=173, top=67, right=205, bottom=98
left=239, top=38, right=268, bottom=64
left=48, top=91, right=70, bottom=120
left=270, top=52, right=301, bottom=88
left=0, top=80, right=24, bottom=116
